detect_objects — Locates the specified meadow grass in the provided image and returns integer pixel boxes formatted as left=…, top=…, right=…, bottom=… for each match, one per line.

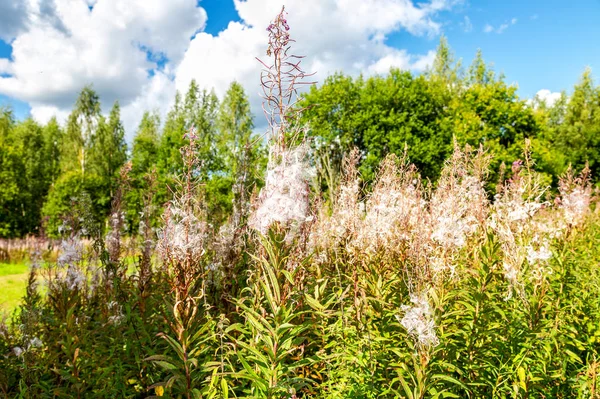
left=0, top=255, right=140, bottom=318
left=0, top=262, right=29, bottom=316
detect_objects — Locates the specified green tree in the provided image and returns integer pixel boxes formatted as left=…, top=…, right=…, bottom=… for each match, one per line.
left=42, top=117, right=64, bottom=185
left=62, top=86, right=102, bottom=176
left=183, top=80, right=220, bottom=177
left=127, top=111, right=161, bottom=233
left=553, top=68, right=600, bottom=181
left=11, top=119, right=48, bottom=235
left=0, top=112, right=65, bottom=236
left=300, top=69, right=453, bottom=181
left=158, top=92, right=186, bottom=178
left=467, top=49, right=496, bottom=86
left=429, top=35, right=463, bottom=87
left=445, top=52, right=544, bottom=188
left=0, top=108, right=23, bottom=236
left=43, top=86, right=117, bottom=235
left=530, top=91, right=570, bottom=184
left=216, top=81, right=264, bottom=226
left=89, top=101, right=128, bottom=207
left=158, top=80, right=223, bottom=227
left=132, top=111, right=161, bottom=177
left=159, top=80, right=220, bottom=178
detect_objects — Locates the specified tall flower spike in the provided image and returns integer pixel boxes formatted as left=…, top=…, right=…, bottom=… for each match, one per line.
left=250, top=7, right=316, bottom=236
left=256, top=6, right=316, bottom=148
left=558, top=164, right=592, bottom=229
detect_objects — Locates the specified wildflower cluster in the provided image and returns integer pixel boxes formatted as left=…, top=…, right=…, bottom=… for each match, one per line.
left=55, top=224, right=86, bottom=291
left=157, top=127, right=208, bottom=270
left=558, top=164, right=593, bottom=229
left=2, top=7, right=599, bottom=399
left=250, top=143, right=314, bottom=235
left=310, top=145, right=492, bottom=347
left=491, top=153, right=560, bottom=297
left=429, top=146, right=489, bottom=251
left=105, top=162, right=131, bottom=267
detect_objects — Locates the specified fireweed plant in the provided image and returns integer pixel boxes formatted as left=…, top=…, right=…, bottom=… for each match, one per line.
left=249, top=6, right=316, bottom=238
left=1, top=6, right=600, bottom=399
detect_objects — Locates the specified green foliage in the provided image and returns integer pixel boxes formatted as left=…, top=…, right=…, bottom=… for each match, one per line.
left=41, top=88, right=129, bottom=236
left=0, top=109, right=64, bottom=237
left=2, top=38, right=600, bottom=237
left=300, top=69, right=453, bottom=182
left=299, top=42, right=600, bottom=196
left=159, top=81, right=220, bottom=179
left=89, top=101, right=128, bottom=201
left=448, top=72, right=542, bottom=188
left=428, top=35, right=463, bottom=87
left=545, top=68, right=600, bottom=182
left=214, top=81, right=265, bottom=227
left=42, top=171, right=107, bottom=235
left=127, top=111, right=161, bottom=234
left=62, top=85, right=102, bottom=176
left=3, top=138, right=600, bottom=399
left=230, top=231, right=315, bottom=397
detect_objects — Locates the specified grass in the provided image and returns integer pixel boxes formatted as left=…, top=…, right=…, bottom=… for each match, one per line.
left=0, top=255, right=140, bottom=318
left=0, top=262, right=29, bottom=317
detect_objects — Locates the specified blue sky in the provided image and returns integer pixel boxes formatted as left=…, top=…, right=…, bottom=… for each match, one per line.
left=0, top=0, right=598, bottom=136
left=384, top=0, right=600, bottom=97
left=198, top=0, right=600, bottom=100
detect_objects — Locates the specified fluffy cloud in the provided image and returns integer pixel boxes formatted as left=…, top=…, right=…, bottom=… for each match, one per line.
left=0, top=0, right=205, bottom=135
left=534, top=89, right=562, bottom=107
left=0, top=58, right=13, bottom=75
left=177, top=0, right=450, bottom=133
left=0, top=0, right=456, bottom=139
left=367, top=50, right=436, bottom=75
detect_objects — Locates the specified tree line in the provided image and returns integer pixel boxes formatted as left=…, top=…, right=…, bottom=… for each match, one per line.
left=300, top=38, right=600, bottom=190
left=1, top=38, right=599, bottom=238
left=0, top=80, right=263, bottom=238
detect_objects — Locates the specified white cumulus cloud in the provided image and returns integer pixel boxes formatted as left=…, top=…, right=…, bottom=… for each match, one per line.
left=367, top=49, right=436, bottom=75
left=0, top=1, right=28, bottom=41
left=0, top=0, right=205, bottom=135
left=534, top=89, right=562, bottom=107
left=0, top=58, right=13, bottom=75
left=0, top=0, right=457, bottom=139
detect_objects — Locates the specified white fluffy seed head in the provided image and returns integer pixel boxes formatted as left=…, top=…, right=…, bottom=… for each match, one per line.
left=157, top=198, right=208, bottom=266
left=398, top=293, right=439, bottom=348
left=249, top=143, right=314, bottom=236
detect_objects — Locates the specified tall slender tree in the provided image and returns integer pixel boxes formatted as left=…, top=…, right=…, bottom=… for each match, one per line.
left=429, top=35, right=462, bottom=87
left=0, top=108, right=22, bottom=236
left=43, top=117, right=64, bottom=185
left=62, top=86, right=102, bottom=177
left=12, top=119, right=47, bottom=235
left=127, top=111, right=161, bottom=233
left=216, top=81, right=264, bottom=226
left=89, top=101, right=128, bottom=199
